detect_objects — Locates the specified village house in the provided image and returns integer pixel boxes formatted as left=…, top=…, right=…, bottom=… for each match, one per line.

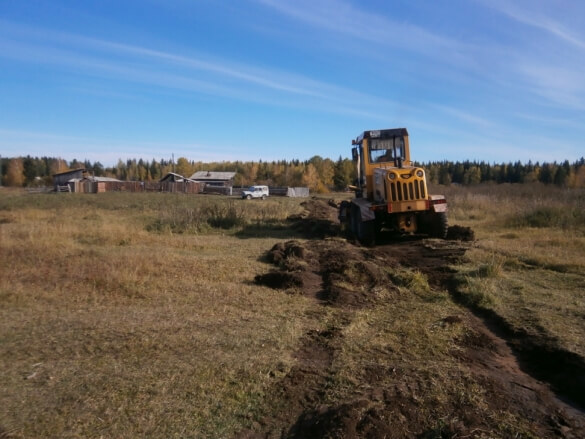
left=190, top=171, right=236, bottom=194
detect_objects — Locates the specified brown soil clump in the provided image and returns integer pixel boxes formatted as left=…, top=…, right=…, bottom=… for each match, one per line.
left=286, top=198, right=341, bottom=239
left=446, top=224, right=475, bottom=241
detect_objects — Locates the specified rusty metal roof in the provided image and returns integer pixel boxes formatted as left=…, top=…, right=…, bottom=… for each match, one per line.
left=190, top=171, right=236, bottom=181
left=159, top=172, right=197, bottom=183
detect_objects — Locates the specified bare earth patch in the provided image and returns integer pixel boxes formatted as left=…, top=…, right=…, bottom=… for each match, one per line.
left=247, top=198, right=585, bottom=438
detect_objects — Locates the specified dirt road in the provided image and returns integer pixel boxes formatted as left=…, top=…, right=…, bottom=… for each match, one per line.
left=243, top=198, right=585, bottom=438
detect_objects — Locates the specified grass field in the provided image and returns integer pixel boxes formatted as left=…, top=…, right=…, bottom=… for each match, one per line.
left=0, top=192, right=312, bottom=437
left=1, top=184, right=584, bottom=438
left=441, top=183, right=585, bottom=357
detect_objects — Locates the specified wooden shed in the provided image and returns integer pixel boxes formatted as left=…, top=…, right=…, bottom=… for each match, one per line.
left=53, top=168, right=86, bottom=191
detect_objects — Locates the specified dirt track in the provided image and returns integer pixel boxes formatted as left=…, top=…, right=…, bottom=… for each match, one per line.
left=242, top=199, right=585, bottom=438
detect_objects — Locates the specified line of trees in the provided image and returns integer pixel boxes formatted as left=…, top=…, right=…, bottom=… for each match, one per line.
left=1, top=155, right=585, bottom=191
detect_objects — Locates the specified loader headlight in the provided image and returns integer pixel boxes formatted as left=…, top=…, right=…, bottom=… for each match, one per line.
left=416, top=170, right=424, bottom=177
left=388, top=173, right=396, bottom=180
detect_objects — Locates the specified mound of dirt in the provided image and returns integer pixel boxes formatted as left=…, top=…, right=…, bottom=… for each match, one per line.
left=255, top=239, right=395, bottom=308
left=289, top=397, right=485, bottom=439
left=446, top=224, right=475, bottom=241
left=290, top=400, right=390, bottom=439
left=286, top=198, right=341, bottom=239
left=258, top=233, right=469, bottom=314
left=254, top=270, right=303, bottom=289
left=265, top=241, right=310, bottom=265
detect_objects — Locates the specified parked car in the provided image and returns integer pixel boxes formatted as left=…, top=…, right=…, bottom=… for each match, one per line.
left=242, top=185, right=269, bottom=200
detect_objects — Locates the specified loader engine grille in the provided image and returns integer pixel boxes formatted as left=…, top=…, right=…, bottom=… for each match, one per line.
left=389, top=179, right=426, bottom=202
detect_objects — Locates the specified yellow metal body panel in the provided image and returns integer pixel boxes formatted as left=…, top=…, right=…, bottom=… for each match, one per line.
left=389, top=200, right=428, bottom=213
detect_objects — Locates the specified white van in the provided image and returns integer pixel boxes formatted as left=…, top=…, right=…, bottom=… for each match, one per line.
left=242, top=185, right=269, bottom=200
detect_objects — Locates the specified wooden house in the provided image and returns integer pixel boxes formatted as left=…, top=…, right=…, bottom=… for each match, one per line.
left=159, top=172, right=196, bottom=183
left=190, top=171, right=236, bottom=194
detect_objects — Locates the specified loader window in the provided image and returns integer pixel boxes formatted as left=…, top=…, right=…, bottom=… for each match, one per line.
left=371, top=148, right=392, bottom=163
left=369, top=137, right=405, bottom=163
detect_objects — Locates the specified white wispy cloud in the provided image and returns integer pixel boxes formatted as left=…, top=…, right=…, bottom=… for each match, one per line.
left=256, top=0, right=471, bottom=57
left=476, top=0, right=585, bottom=50
left=0, top=19, right=405, bottom=120
left=470, top=0, right=585, bottom=110
left=513, top=112, right=583, bottom=130
left=515, top=62, right=585, bottom=110
left=428, top=104, right=495, bottom=129
left=257, top=0, right=585, bottom=113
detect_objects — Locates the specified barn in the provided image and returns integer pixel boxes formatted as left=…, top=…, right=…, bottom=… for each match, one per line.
left=53, top=168, right=86, bottom=191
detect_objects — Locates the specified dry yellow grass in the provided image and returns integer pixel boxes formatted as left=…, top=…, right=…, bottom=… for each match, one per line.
left=0, top=191, right=314, bottom=438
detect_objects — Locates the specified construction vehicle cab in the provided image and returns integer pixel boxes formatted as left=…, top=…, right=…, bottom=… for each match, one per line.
left=340, top=128, right=448, bottom=245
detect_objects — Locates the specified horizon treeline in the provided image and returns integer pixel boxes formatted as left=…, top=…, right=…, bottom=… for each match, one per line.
left=2, top=155, right=585, bottom=192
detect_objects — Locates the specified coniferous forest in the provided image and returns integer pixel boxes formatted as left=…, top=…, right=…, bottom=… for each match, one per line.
left=1, top=155, right=585, bottom=192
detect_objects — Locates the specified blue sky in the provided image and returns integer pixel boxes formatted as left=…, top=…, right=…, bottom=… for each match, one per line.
left=1, top=0, right=584, bottom=166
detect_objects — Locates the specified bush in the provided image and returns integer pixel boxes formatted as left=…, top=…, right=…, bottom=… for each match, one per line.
left=206, top=201, right=246, bottom=229
left=507, top=206, right=585, bottom=229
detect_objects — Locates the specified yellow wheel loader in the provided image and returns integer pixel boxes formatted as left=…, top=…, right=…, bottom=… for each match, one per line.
left=339, top=128, right=448, bottom=245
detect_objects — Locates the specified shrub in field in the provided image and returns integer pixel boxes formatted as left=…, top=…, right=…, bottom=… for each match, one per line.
left=507, top=206, right=585, bottom=229
left=206, top=201, right=246, bottom=229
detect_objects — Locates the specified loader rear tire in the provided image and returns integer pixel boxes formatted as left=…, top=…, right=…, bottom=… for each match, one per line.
left=350, top=203, right=375, bottom=246
left=357, top=220, right=376, bottom=246
left=428, top=212, right=448, bottom=239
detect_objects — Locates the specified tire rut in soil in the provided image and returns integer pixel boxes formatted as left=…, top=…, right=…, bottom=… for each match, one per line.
left=376, top=238, right=585, bottom=430
left=448, top=279, right=585, bottom=412
left=377, top=235, right=585, bottom=414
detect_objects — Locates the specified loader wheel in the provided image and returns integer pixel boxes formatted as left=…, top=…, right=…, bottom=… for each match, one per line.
left=357, top=220, right=376, bottom=246
left=350, top=203, right=375, bottom=246
left=428, top=212, right=448, bottom=239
